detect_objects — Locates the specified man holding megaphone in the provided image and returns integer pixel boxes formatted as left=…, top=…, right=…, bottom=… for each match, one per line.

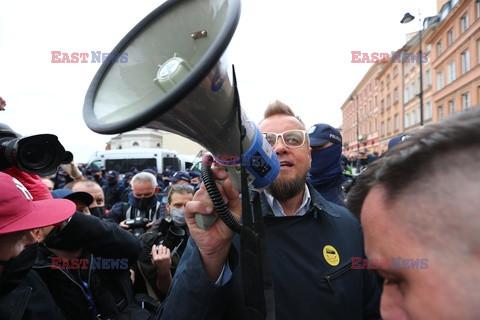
left=157, top=101, right=381, bottom=320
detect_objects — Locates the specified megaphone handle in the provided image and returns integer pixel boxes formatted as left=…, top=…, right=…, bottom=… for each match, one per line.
left=194, top=213, right=218, bottom=230
left=197, top=155, right=244, bottom=233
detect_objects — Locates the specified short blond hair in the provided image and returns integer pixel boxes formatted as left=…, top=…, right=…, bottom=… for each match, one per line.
left=261, top=100, right=306, bottom=129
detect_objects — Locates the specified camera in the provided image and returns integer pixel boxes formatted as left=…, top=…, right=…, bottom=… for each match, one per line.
left=125, top=216, right=150, bottom=238
left=0, top=123, right=72, bottom=175
left=154, top=219, right=186, bottom=256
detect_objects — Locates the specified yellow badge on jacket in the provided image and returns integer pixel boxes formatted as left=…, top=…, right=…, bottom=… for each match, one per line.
left=323, top=245, right=340, bottom=266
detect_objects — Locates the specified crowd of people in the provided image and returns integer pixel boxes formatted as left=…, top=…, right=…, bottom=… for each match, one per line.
left=1, top=98, right=479, bottom=319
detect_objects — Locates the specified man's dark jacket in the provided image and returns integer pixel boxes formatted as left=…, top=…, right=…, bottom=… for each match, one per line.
left=33, top=212, right=143, bottom=320
left=0, top=269, right=66, bottom=320
left=157, top=183, right=381, bottom=320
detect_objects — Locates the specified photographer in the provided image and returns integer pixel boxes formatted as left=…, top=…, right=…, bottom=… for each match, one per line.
left=107, top=172, right=164, bottom=236
left=134, top=184, right=194, bottom=302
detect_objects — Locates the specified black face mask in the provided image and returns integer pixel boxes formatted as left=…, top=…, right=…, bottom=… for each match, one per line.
left=89, top=206, right=106, bottom=218
left=135, top=196, right=156, bottom=211
left=43, top=227, right=80, bottom=251
left=0, top=242, right=39, bottom=296
left=107, top=178, right=117, bottom=186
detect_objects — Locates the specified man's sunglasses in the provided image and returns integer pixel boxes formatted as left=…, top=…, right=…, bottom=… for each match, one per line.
left=263, top=130, right=308, bottom=149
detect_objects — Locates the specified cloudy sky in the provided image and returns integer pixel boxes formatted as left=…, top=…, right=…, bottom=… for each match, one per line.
left=0, top=0, right=437, bottom=162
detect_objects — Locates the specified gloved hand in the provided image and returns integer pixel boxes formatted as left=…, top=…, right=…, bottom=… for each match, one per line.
left=4, top=166, right=52, bottom=200
left=60, top=161, right=83, bottom=179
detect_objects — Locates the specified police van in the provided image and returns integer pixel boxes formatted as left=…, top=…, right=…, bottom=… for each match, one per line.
left=86, top=148, right=194, bottom=174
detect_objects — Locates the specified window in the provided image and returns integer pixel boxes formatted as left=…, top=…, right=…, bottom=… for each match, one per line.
left=387, top=118, right=391, bottom=134
left=425, top=101, right=432, bottom=120
left=449, top=100, right=455, bottom=114
left=393, top=66, right=398, bottom=77
left=447, top=60, right=456, bottom=83
left=425, top=69, right=432, bottom=87
left=404, top=63, right=410, bottom=75
left=381, top=81, right=384, bottom=91
left=462, top=92, right=470, bottom=109
left=381, top=99, right=385, bottom=111
left=386, top=75, right=391, bottom=85
left=375, top=96, right=378, bottom=108
left=447, top=28, right=454, bottom=45
left=387, top=95, right=391, bottom=108
left=437, top=71, right=444, bottom=90
left=404, top=87, right=410, bottom=103
left=477, top=0, right=480, bottom=19
left=437, top=41, right=443, bottom=56
left=462, top=49, right=470, bottom=73
left=394, top=87, right=399, bottom=102
left=394, top=114, right=399, bottom=131
left=410, top=83, right=416, bottom=96
left=438, top=106, right=444, bottom=120
left=477, top=39, right=480, bottom=64
left=381, top=122, right=385, bottom=136
left=461, top=14, right=469, bottom=33
left=411, top=110, right=417, bottom=125
left=405, top=113, right=410, bottom=128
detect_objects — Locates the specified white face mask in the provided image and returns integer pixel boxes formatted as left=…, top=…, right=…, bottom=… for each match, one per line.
left=171, top=207, right=186, bottom=226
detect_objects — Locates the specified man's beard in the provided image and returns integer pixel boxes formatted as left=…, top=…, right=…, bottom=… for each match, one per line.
left=267, top=174, right=307, bottom=202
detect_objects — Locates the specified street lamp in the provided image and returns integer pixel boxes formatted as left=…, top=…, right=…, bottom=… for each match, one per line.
left=401, top=12, right=424, bottom=126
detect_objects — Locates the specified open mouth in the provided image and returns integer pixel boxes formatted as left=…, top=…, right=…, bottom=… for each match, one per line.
left=280, top=161, right=293, bottom=167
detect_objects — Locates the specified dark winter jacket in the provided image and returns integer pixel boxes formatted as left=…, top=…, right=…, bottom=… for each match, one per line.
left=157, top=183, right=381, bottom=320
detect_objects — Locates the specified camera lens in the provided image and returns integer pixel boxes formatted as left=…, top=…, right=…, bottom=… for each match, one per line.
left=19, top=140, right=52, bottom=169
left=17, top=136, right=63, bottom=173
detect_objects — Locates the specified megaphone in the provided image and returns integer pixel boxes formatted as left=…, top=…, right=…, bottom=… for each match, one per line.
left=83, top=0, right=279, bottom=191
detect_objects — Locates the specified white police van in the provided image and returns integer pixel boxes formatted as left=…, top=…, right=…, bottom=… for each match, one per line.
left=86, top=148, right=194, bottom=174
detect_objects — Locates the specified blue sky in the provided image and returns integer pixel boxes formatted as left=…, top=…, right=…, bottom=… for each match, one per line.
left=0, top=0, right=437, bottom=162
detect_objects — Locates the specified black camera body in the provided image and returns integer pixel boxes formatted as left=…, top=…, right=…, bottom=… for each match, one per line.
left=0, top=123, right=72, bottom=175
left=125, top=217, right=150, bottom=238
left=153, top=218, right=186, bottom=255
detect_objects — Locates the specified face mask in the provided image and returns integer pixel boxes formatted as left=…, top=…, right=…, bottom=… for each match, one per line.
left=135, top=196, right=156, bottom=211
left=309, top=144, right=342, bottom=185
left=107, top=178, right=117, bottom=186
left=0, top=242, right=38, bottom=295
left=44, top=227, right=79, bottom=251
left=89, top=206, right=106, bottom=219
left=171, top=207, right=186, bottom=226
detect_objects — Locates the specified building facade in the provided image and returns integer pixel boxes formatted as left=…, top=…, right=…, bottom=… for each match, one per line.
left=342, top=0, right=480, bottom=155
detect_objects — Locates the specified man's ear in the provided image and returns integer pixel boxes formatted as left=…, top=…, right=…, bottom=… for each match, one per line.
left=32, top=228, right=44, bottom=243
left=154, top=186, right=160, bottom=194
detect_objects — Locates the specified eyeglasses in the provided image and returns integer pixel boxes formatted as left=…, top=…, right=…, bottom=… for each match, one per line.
left=263, top=130, right=308, bottom=149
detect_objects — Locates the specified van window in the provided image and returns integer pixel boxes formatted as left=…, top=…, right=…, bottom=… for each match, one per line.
left=105, top=158, right=157, bottom=173
left=163, top=157, right=180, bottom=171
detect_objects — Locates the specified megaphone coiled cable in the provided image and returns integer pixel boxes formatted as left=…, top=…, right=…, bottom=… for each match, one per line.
left=201, top=155, right=257, bottom=241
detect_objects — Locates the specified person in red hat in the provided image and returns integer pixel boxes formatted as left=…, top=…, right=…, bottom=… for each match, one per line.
left=0, top=170, right=76, bottom=319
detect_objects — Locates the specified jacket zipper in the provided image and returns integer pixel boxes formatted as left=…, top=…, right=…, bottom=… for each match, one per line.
left=323, top=261, right=353, bottom=293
